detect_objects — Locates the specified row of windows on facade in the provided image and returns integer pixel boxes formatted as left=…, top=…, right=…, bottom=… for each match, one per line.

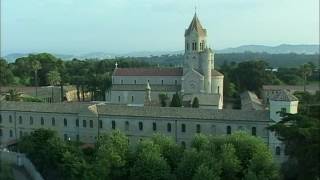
left=119, top=80, right=178, bottom=85
left=186, top=41, right=205, bottom=51
left=0, top=115, right=257, bottom=136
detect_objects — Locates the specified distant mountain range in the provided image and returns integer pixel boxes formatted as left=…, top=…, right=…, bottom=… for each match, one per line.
left=3, top=44, right=319, bottom=62
left=217, top=44, right=319, bottom=54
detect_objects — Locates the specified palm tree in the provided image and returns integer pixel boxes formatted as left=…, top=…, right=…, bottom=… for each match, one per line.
left=47, top=71, right=61, bottom=103
left=31, top=60, right=41, bottom=96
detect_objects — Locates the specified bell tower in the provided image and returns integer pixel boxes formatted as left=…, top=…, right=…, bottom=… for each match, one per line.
left=183, top=13, right=213, bottom=94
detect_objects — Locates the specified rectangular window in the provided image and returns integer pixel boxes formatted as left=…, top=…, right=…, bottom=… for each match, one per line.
left=41, top=117, right=44, bottom=125
left=112, top=120, right=116, bottom=129
left=125, top=121, right=129, bottom=131
left=19, top=116, right=22, bottom=124
left=139, top=122, right=143, bottom=131
left=227, top=126, right=232, bottom=135
left=196, top=124, right=201, bottom=133
left=83, top=120, right=87, bottom=128
left=152, top=122, right=157, bottom=131
left=64, top=118, right=67, bottom=127
left=167, top=123, right=172, bottom=132
left=181, top=124, right=186, bottom=133
left=30, top=117, right=34, bottom=125
left=76, top=119, right=79, bottom=127
left=134, top=80, right=137, bottom=84
left=175, top=80, right=177, bottom=85
left=90, top=120, right=93, bottom=128
left=0, top=129, right=2, bottom=136
left=121, top=80, right=123, bottom=84
left=10, top=130, right=13, bottom=137
left=52, top=118, right=55, bottom=126
left=161, top=80, right=164, bottom=85
left=9, top=115, right=12, bottom=123
left=0, top=115, right=2, bottom=124
left=131, top=96, right=134, bottom=103
left=99, top=120, right=103, bottom=129
left=118, top=96, right=121, bottom=102
left=252, top=127, right=257, bottom=136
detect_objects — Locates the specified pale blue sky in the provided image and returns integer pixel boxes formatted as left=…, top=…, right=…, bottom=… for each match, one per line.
left=1, top=0, right=319, bottom=55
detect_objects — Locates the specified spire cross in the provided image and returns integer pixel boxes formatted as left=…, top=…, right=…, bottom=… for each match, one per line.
left=115, top=62, right=118, bottom=69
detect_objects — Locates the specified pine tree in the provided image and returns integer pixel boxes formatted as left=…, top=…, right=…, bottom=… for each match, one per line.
left=170, top=93, right=182, bottom=107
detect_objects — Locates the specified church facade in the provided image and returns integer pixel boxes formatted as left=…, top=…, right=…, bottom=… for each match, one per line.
left=107, top=14, right=224, bottom=109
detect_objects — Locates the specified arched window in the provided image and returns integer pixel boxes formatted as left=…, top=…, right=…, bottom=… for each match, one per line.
left=118, top=96, right=121, bottom=102
left=167, top=123, right=172, bottom=132
left=121, top=80, right=123, bottom=84
left=217, top=86, right=220, bottom=94
left=252, top=127, right=257, bottom=136
left=139, top=122, right=143, bottom=131
left=134, top=80, right=137, bottom=84
left=131, top=96, right=134, bottom=103
left=0, top=129, right=2, bottom=136
left=0, top=114, right=2, bottom=124
left=227, top=126, right=232, bottom=135
left=9, top=115, right=12, bottom=123
left=9, top=129, right=13, bottom=137
left=112, top=120, right=116, bottom=129
left=276, top=146, right=281, bottom=155
left=161, top=80, right=164, bottom=85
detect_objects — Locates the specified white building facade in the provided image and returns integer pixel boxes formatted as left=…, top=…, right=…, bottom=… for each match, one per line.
left=107, top=13, right=224, bottom=109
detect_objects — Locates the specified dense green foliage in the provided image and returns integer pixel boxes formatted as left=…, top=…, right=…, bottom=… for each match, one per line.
left=170, top=93, right=182, bottom=107
left=192, top=97, right=199, bottom=108
left=17, top=129, right=279, bottom=180
left=0, top=163, right=14, bottom=180
left=1, top=53, right=155, bottom=101
left=269, top=112, right=320, bottom=180
left=1, top=53, right=317, bottom=102
left=158, top=93, right=169, bottom=107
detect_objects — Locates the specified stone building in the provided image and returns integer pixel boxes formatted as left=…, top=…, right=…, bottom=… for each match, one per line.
left=107, top=13, right=224, bottom=109
left=0, top=89, right=298, bottom=161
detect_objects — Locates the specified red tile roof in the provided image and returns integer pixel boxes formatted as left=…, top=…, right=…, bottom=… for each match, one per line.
left=113, top=68, right=183, bottom=76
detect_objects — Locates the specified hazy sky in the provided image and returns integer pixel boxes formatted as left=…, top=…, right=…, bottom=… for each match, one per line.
left=1, top=0, right=319, bottom=55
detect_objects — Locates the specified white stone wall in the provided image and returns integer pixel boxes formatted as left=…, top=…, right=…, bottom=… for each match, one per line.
left=0, top=109, right=269, bottom=148
left=113, top=76, right=181, bottom=85
left=269, top=100, right=298, bottom=122
left=110, top=90, right=176, bottom=105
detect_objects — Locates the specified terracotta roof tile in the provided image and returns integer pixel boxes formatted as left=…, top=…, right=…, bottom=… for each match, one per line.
left=113, top=68, right=183, bottom=76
